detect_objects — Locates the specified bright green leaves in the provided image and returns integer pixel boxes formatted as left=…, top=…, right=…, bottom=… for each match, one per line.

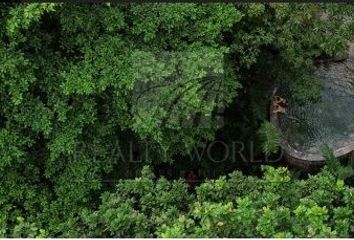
left=77, top=166, right=354, bottom=237
left=129, top=4, right=242, bottom=47
left=257, top=206, right=292, bottom=237
left=6, top=3, right=56, bottom=44
left=57, top=4, right=242, bottom=161
left=263, top=166, right=291, bottom=186
left=293, top=200, right=334, bottom=237
left=332, top=206, right=353, bottom=237
left=191, top=201, right=236, bottom=237
left=130, top=46, right=239, bottom=151
left=61, top=36, right=130, bottom=95
left=61, top=66, right=96, bottom=95
left=82, top=166, right=191, bottom=237
left=156, top=166, right=354, bottom=237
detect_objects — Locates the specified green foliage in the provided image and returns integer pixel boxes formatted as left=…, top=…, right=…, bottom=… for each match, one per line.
left=6, top=4, right=56, bottom=33
left=258, top=121, right=281, bottom=156
left=78, top=166, right=354, bottom=238
left=268, top=3, right=354, bottom=101
left=0, top=3, right=354, bottom=238
left=81, top=166, right=192, bottom=237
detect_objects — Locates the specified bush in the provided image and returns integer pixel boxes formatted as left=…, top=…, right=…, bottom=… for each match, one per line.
left=81, top=166, right=354, bottom=238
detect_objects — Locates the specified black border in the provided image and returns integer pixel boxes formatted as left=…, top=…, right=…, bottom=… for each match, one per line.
left=2, top=0, right=354, bottom=3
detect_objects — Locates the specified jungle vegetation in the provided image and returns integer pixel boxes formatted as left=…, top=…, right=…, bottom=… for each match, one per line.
left=1, top=3, right=354, bottom=237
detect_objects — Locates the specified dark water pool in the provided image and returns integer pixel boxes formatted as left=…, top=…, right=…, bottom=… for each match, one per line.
left=278, top=59, right=354, bottom=154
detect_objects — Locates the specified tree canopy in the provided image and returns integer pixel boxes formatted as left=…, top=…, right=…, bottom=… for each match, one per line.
left=1, top=3, right=354, bottom=237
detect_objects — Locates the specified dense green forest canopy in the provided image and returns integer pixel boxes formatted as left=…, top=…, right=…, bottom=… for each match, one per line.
left=1, top=3, right=354, bottom=237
